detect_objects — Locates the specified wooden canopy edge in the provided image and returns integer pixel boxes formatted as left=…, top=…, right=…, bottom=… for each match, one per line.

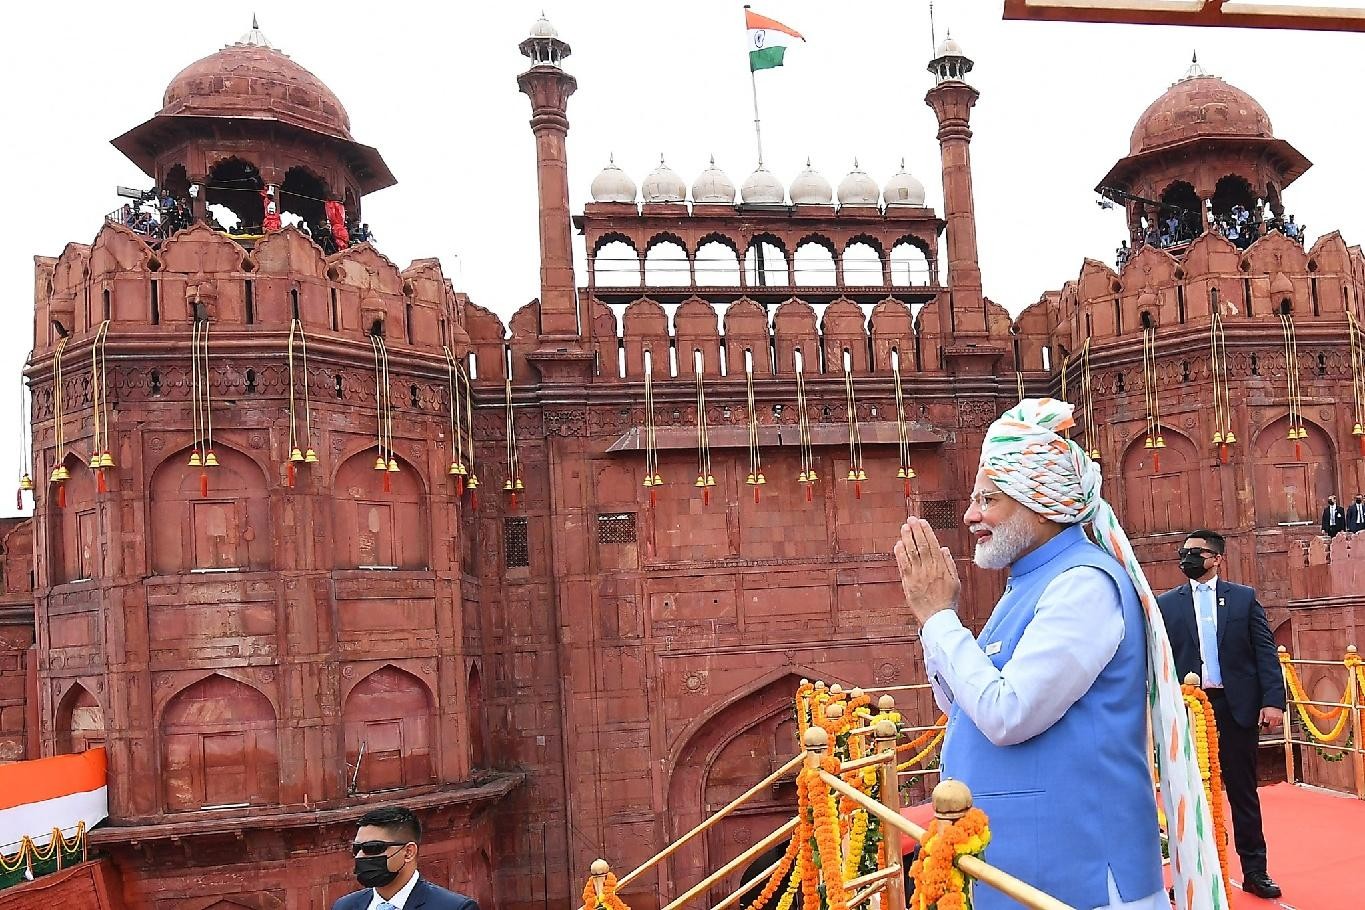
left=1002, top=0, right=1365, bottom=32
left=606, top=421, right=948, bottom=453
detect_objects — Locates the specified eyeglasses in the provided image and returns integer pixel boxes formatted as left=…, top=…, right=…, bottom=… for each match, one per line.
left=1176, top=547, right=1219, bottom=559
left=969, top=491, right=1007, bottom=512
left=352, top=840, right=409, bottom=856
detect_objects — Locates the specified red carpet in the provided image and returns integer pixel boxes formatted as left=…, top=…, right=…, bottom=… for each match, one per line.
left=903, top=783, right=1363, bottom=909
left=1220, top=782, right=1362, bottom=910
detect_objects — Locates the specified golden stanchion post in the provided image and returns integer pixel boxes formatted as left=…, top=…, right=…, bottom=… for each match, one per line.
left=1347, top=645, right=1364, bottom=800
left=1278, top=646, right=1295, bottom=784
left=875, top=716, right=907, bottom=910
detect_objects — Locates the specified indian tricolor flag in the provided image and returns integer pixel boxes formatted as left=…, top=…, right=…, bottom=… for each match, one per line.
left=746, top=8, right=805, bottom=72
left=0, top=748, right=107, bottom=854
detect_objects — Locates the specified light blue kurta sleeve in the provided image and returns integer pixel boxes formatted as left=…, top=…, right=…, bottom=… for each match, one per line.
left=918, top=566, right=1125, bottom=747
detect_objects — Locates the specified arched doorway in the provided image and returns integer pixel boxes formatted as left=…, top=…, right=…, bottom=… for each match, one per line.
left=280, top=166, right=328, bottom=232
left=1158, top=181, right=1201, bottom=246
left=206, top=157, right=264, bottom=230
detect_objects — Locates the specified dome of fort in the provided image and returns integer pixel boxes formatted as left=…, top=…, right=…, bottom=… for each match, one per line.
left=1129, top=69, right=1272, bottom=156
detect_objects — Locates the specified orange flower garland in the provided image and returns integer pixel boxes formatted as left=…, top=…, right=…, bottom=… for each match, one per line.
left=897, top=714, right=948, bottom=755
left=908, top=807, right=991, bottom=910
left=581, top=871, right=630, bottom=910
left=1278, top=651, right=1352, bottom=741
left=1182, top=683, right=1230, bottom=899
left=806, top=755, right=852, bottom=910
left=743, top=831, right=800, bottom=910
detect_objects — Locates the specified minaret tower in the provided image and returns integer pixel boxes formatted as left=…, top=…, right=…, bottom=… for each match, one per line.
left=518, top=15, right=585, bottom=359
left=925, top=35, right=991, bottom=355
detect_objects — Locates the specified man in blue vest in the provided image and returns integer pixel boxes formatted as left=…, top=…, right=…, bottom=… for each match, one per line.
left=894, top=400, right=1222, bottom=910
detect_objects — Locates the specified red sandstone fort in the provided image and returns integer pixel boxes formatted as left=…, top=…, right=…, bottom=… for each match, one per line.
left=0, top=13, right=1362, bottom=910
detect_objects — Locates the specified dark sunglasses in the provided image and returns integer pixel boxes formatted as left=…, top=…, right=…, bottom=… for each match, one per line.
left=1176, top=547, right=1218, bottom=559
left=352, top=840, right=409, bottom=856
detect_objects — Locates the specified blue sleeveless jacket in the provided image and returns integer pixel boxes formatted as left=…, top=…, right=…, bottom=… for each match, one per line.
left=938, top=524, right=1162, bottom=910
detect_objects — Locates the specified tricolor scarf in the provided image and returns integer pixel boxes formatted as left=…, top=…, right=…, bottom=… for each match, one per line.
left=980, top=398, right=1227, bottom=910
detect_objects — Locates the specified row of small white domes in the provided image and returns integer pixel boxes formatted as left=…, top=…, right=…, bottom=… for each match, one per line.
left=590, top=157, right=928, bottom=207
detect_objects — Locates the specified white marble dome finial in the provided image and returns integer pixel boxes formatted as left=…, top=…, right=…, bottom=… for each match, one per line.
left=590, top=155, right=637, bottom=204
left=741, top=165, right=785, bottom=205
left=789, top=158, right=832, bottom=205
left=883, top=159, right=926, bottom=207
left=692, top=157, right=736, bottom=204
left=642, top=156, right=686, bottom=203
left=837, top=159, right=879, bottom=207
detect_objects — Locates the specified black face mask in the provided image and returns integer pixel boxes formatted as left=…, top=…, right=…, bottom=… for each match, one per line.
left=1178, top=555, right=1208, bottom=579
left=354, top=854, right=401, bottom=889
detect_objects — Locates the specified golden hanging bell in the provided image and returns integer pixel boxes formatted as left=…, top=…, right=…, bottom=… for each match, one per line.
left=204, top=451, right=219, bottom=467
left=304, top=448, right=318, bottom=464
left=1353, top=423, right=1364, bottom=436
left=56, top=464, right=70, bottom=481
left=897, top=467, right=907, bottom=479
left=19, top=473, right=33, bottom=491
left=756, top=473, right=766, bottom=485
left=798, top=470, right=809, bottom=483
left=448, top=461, right=461, bottom=476
left=642, top=475, right=654, bottom=488
left=514, top=477, right=524, bottom=490
left=694, top=475, right=706, bottom=488
left=1297, top=426, right=1309, bottom=439
left=467, top=475, right=479, bottom=489
left=1090, top=449, right=1101, bottom=461
left=847, top=469, right=858, bottom=481
left=745, top=473, right=756, bottom=486
left=652, top=473, right=662, bottom=485
left=374, top=455, right=387, bottom=471
left=906, top=467, right=916, bottom=479
left=1286, top=427, right=1297, bottom=440
left=705, top=474, right=716, bottom=487
left=100, top=452, right=115, bottom=468
left=290, top=447, right=305, bottom=463
left=1155, top=435, right=1166, bottom=449
left=856, top=469, right=867, bottom=481
left=1144, top=437, right=1154, bottom=449
left=1224, top=431, right=1237, bottom=444
left=503, top=478, right=513, bottom=491
left=1212, top=431, right=1224, bottom=444
left=386, top=458, right=399, bottom=473
left=807, top=470, right=819, bottom=482
left=189, top=452, right=203, bottom=467
left=47, top=466, right=61, bottom=483
left=455, top=462, right=468, bottom=475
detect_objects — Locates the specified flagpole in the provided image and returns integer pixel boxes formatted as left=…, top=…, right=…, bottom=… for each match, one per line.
left=744, top=5, right=764, bottom=166
left=749, top=67, right=765, bottom=167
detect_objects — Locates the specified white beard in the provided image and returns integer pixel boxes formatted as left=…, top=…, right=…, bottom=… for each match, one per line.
left=972, top=507, right=1039, bottom=570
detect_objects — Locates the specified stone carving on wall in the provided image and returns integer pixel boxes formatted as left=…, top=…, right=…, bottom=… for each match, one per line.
left=957, top=399, right=995, bottom=428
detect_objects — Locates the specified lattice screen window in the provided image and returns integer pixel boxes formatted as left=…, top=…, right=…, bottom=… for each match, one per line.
left=504, top=517, right=529, bottom=569
left=920, top=500, right=959, bottom=531
left=597, top=513, right=637, bottom=545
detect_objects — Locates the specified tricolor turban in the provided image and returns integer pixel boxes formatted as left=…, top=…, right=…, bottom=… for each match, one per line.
left=978, top=398, right=1229, bottom=910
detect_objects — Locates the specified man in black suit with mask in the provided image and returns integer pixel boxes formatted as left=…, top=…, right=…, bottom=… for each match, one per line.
left=1322, top=495, right=1346, bottom=537
left=334, top=807, right=479, bottom=910
left=1346, top=494, right=1365, bottom=534
left=1157, top=530, right=1285, bottom=900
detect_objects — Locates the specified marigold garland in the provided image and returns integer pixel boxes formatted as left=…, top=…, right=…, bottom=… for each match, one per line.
left=898, top=730, right=946, bottom=773
left=908, top=807, right=991, bottom=910
left=581, top=871, right=630, bottom=910
left=1278, top=651, right=1352, bottom=742
left=743, top=828, right=800, bottom=910
left=1182, top=683, right=1231, bottom=898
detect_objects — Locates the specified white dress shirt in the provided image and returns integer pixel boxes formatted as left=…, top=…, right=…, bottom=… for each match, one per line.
left=920, top=566, right=1165, bottom=910
left=367, top=870, right=420, bottom=910
left=1191, top=575, right=1222, bottom=689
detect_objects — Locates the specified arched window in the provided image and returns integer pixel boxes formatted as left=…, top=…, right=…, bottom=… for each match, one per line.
left=51, top=454, right=97, bottom=584
left=793, top=240, right=836, bottom=286
left=56, top=684, right=104, bottom=755
left=890, top=241, right=931, bottom=286
left=149, top=446, right=272, bottom=574
left=644, top=239, right=689, bottom=287
left=331, top=451, right=430, bottom=569
left=842, top=241, right=883, bottom=287
left=343, top=666, right=435, bottom=793
left=694, top=239, right=741, bottom=286
left=593, top=240, right=640, bottom=287
left=744, top=239, right=789, bottom=286
left=161, top=674, right=278, bottom=810
left=205, top=157, right=264, bottom=231
left=1158, top=181, right=1201, bottom=247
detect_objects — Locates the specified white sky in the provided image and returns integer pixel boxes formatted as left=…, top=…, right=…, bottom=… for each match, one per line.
left=2, top=1, right=1363, bottom=514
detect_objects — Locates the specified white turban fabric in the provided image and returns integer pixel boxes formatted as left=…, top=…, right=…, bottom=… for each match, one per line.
left=978, top=398, right=1228, bottom=910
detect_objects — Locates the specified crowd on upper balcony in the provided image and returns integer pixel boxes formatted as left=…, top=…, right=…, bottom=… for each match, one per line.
left=1116, top=203, right=1304, bottom=268
left=107, top=184, right=375, bottom=254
